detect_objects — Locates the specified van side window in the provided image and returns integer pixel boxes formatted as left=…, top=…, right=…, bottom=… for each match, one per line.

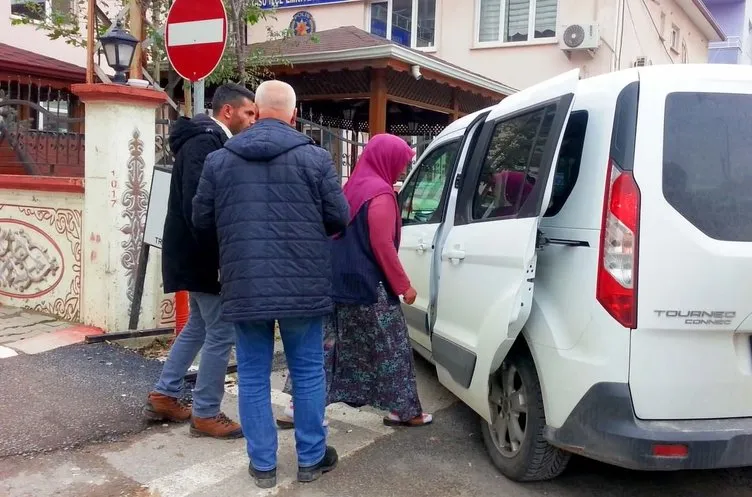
left=545, top=111, right=589, bottom=217
left=472, top=104, right=557, bottom=221
left=399, top=140, right=461, bottom=225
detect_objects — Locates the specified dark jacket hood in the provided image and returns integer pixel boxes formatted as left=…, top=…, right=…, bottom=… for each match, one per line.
left=168, top=114, right=227, bottom=154
left=224, top=119, right=312, bottom=162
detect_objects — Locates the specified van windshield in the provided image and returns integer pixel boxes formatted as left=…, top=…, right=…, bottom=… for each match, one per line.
left=663, top=92, right=752, bottom=242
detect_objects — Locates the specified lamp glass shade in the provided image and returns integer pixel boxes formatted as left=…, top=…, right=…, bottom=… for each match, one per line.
left=116, top=41, right=136, bottom=70
left=103, top=43, right=118, bottom=68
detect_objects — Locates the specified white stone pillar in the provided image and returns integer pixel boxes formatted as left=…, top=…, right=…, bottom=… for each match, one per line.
left=72, top=84, right=167, bottom=332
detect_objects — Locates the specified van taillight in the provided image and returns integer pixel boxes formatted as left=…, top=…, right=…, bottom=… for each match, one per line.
left=597, top=159, right=640, bottom=329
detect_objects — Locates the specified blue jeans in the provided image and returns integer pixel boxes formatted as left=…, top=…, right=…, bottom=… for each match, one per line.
left=154, top=292, right=235, bottom=418
left=235, top=317, right=327, bottom=471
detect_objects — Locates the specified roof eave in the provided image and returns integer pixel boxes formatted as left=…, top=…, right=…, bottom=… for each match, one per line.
left=0, top=61, right=85, bottom=84
left=280, top=45, right=518, bottom=96
left=677, top=0, right=726, bottom=41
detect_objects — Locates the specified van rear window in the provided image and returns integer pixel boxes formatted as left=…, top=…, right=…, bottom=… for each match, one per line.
left=663, top=92, right=752, bottom=242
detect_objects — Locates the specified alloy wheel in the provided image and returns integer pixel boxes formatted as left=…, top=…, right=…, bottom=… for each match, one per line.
left=488, top=363, right=528, bottom=458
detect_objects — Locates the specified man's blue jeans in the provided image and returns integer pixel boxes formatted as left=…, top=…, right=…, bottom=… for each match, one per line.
left=235, top=317, right=327, bottom=471
left=154, top=292, right=235, bottom=418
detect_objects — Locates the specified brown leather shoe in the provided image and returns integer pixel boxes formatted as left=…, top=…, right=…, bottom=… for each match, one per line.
left=143, top=392, right=192, bottom=422
left=190, top=412, right=244, bottom=439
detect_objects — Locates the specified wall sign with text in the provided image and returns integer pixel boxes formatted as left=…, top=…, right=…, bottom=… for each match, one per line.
left=258, top=0, right=355, bottom=10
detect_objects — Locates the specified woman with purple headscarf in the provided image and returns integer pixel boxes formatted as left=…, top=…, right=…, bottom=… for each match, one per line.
left=278, top=134, right=432, bottom=428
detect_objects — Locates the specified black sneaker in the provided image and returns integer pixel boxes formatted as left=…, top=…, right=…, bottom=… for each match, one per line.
left=248, top=465, right=277, bottom=489
left=297, top=446, right=338, bottom=483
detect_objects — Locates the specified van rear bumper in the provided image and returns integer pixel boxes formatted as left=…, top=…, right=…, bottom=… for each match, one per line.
left=543, top=382, right=752, bottom=471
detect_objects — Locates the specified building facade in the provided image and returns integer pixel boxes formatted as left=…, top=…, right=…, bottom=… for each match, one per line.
left=704, top=0, right=752, bottom=64
left=4, top=0, right=89, bottom=67
left=252, top=0, right=724, bottom=89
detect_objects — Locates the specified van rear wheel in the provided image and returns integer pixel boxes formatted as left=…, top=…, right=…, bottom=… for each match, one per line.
left=480, top=350, right=570, bottom=482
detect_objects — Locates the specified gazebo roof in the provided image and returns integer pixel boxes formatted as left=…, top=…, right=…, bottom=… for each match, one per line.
left=249, top=26, right=517, bottom=97
left=0, top=44, right=86, bottom=88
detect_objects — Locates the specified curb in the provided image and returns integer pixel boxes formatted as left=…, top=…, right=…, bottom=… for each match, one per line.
left=5, top=325, right=104, bottom=355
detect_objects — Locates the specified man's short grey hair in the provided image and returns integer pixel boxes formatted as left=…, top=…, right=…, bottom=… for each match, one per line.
left=255, top=80, right=297, bottom=114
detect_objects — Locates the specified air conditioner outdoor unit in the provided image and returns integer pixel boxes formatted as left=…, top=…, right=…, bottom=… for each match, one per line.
left=633, top=56, right=652, bottom=67
left=559, top=23, right=601, bottom=51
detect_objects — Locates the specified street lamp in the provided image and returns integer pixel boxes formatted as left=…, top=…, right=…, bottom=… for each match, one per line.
left=99, top=19, right=139, bottom=84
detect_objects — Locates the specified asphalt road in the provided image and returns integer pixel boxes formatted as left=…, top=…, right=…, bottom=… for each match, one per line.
left=0, top=343, right=164, bottom=458
left=276, top=402, right=752, bottom=497
left=2, top=343, right=752, bottom=497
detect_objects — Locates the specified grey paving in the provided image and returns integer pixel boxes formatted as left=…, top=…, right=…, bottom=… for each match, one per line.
left=0, top=305, right=69, bottom=345
left=0, top=351, right=457, bottom=497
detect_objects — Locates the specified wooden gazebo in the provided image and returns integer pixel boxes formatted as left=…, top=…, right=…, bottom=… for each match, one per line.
left=250, top=26, right=516, bottom=138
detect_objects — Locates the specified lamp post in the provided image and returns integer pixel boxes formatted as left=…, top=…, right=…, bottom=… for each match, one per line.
left=99, top=19, right=139, bottom=84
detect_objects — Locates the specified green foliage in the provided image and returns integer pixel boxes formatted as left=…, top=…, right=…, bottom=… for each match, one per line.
left=9, top=0, right=306, bottom=88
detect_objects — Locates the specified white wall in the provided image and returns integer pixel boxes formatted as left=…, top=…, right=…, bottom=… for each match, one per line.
left=249, top=0, right=715, bottom=89
left=0, top=188, right=84, bottom=322
left=1, top=1, right=87, bottom=67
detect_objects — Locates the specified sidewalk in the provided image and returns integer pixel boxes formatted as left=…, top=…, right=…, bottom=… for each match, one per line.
left=0, top=305, right=102, bottom=358
left=0, top=340, right=457, bottom=497
left=0, top=304, right=459, bottom=497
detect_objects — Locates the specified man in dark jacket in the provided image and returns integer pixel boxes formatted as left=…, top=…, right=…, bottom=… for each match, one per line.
left=144, top=84, right=256, bottom=439
left=193, top=80, right=349, bottom=488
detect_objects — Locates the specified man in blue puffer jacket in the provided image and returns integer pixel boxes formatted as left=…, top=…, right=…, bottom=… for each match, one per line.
left=192, top=80, right=349, bottom=489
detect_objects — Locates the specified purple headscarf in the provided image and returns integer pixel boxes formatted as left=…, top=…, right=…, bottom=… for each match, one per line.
left=343, top=134, right=416, bottom=223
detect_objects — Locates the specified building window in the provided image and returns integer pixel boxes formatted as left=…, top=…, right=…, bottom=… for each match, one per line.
left=37, top=100, right=70, bottom=133
left=477, top=0, right=557, bottom=44
left=681, top=40, right=688, bottom=63
left=369, top=0, right=436, bottom=49
left=670, top=24, right=680, bottom=52
left=11, top=0, right=72, bottom=20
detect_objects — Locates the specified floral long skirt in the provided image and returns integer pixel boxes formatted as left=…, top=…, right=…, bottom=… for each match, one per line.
left=283, top=283, right=423, bottom=421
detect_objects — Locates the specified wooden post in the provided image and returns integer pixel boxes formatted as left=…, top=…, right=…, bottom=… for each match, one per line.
left=86, top=0, right=95, bottom=84
left=152, top=0, right=162, bottom=86
left=129, top=0, right=145, bottom=79
left=450, top=87, right=460, bottom=122
left=368, top=68, right=387, bottom=137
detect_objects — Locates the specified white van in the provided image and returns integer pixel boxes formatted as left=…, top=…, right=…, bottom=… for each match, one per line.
left=397, top=65, right=752, bottom=481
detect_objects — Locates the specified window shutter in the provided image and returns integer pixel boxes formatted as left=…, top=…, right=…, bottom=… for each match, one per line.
left=51, top=0, right=73, bottom=14
left=534, top=0, right=557, bottom=38
left=506, top=0, right=530, bottom=42
left=479, top=0, right=502, bottom=42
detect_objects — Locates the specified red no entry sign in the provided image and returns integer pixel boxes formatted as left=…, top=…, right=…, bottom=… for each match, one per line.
left=165, top=0, right=227, bottom=82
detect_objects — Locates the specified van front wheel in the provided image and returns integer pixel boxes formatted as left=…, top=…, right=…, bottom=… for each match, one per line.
left=480, top=350, right=570, bottom=482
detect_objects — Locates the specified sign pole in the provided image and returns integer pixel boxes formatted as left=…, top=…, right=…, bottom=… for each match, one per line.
left=194, top=79, right=205, bottom=116
left=133, top=0, right=228, bottom=331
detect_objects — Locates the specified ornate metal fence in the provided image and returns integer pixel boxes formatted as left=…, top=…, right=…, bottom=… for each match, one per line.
left=295, top=117, right=435, bottom=183
left=0, top=81, right=84, bottom=177
left=155, top=103, right=175, bottom=169
left=151, top=113, right=436, bottom=182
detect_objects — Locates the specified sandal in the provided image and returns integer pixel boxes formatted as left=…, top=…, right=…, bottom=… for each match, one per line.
left=383, top=412, right=433, bottom=427
left=276, top=403, right=329, bottom=430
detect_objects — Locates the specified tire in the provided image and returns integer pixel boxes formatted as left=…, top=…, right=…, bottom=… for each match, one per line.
left=480, top=349, right=571, bottom=482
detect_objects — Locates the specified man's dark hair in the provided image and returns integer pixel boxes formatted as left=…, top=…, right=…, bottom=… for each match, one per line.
left=211, top=83, right=255, bottom=111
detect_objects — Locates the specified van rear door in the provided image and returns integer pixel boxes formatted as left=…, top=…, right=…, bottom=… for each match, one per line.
left=630, top=65, right=752, bottom=420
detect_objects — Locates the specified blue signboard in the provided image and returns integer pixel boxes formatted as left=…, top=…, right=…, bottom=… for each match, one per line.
left=370, top=19, right=410, bottom=47
left=258, top=0, right=354, bottom=10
